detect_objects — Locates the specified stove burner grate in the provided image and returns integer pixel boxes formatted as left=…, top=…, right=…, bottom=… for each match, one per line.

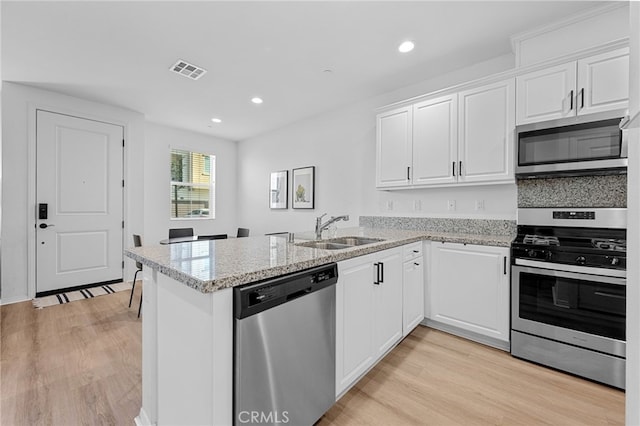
left=523, top=235, right=559, bottom=246
left=591, top=238, right=626, bottom=252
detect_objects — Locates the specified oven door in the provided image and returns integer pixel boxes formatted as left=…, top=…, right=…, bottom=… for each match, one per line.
left=512, top=261, right=626, bottom=358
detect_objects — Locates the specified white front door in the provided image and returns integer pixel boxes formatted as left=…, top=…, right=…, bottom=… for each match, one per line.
left=36, top=110, right=124, bottom=294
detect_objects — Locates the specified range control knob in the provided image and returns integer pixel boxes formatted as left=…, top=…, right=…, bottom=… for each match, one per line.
left=610, top=257, right=620, bottom=266
left=527, top=250, right=538, bottom=258
left=575, top=256, right=587, bottom=265
left=545, top=251, right=553, bottom=261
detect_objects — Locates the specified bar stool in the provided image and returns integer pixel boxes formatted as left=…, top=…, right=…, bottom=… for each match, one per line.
left=129, top=234, right=143, bottom=318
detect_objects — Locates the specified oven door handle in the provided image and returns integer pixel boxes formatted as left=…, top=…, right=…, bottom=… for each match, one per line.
left=594, top=291, right=626, bottom=300
left=512, top=261, right=626, bottom=285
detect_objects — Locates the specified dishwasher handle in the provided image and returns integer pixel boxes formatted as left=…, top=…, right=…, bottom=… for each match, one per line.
left=286, top=287, right=313, bottom=301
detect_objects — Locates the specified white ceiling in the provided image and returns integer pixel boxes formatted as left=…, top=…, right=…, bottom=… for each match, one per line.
left=2, top=1, right=606, bottom=141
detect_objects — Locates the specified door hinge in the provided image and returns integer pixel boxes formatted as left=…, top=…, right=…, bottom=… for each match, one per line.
left=122, top=139, right=125, bottom=147
left=122, top=260, right=125, bottom=269
left=122, top=221, right=125, bottom=229
left=122, top=180, right=125, bottom=188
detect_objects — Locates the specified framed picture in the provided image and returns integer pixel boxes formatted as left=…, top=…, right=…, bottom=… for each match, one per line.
left=269, top=170, right=288, bottom=209
left=292, top=166, right=315, bottom=209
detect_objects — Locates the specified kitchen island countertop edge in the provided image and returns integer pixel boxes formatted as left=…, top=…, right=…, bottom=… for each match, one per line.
left=124, top=227, right=514, bottom=293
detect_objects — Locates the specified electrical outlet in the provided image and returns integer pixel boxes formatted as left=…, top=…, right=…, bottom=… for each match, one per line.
left=447, top=200, right=456, bottom=211
left=386, top=200, right=394, bottom=211
left=414, top=200, right=422, bottom=211
left=475, top=200, right=485, bottom=211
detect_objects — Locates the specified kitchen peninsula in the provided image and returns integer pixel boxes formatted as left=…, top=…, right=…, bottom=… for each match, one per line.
left=125, top=226, right=513, bottom=426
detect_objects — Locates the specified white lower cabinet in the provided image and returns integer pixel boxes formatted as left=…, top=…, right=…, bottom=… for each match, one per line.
left=373, top=249, right=403, bottom=358
left=336, top=246, right=403, bottom=397
left=402, top=242, right=425, bottom=336
left=429, top=242, right=510, bottom=345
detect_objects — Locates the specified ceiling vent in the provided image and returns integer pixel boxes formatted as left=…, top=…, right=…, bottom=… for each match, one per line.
left=170, top=59, right=207, bottom=80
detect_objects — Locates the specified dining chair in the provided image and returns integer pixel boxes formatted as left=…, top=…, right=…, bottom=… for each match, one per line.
left=237, top=228, right=250, bottom=238
left=129, top=234, right=143, bottom=318
left=169, top=227, right=194, bottom=239
left=198, top=234, right=228, bottom=240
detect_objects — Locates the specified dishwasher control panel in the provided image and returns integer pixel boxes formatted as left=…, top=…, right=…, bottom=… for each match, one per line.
left=234, top=263, right=338, bottom=319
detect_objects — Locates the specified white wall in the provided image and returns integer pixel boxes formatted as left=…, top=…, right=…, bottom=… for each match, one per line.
left=143, top=122, right=237, bottom=244
left=237, top=54, right=517, bottom=236
left=1, top=82, right=145, bottom=304
left=626, top=2, right=639, bottom=424
left=0, top=3, right=3, bottom=300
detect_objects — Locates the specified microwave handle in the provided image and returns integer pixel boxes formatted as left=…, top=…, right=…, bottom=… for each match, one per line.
left=621, top=127, right=629, bottom=158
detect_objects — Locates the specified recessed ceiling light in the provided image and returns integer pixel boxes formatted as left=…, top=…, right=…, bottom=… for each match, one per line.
left=251, top=97, right=264, bottom=104
left=398, top=41, right=415, bottom=53
left=211, top=118, right=222, bottom=123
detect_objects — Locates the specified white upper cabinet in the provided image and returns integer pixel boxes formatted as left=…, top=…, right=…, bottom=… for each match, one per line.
left=577, top=48, right=630, bottom=115
left=376, top=78, right=515, bottom=189
left=375, top=106, right=412, bottom=188
left=458, top=79, right=515, bottom=184
left=516, top=47, right=629, bottom=125
left=516, top=62, right=576, bottom=124
left=412, top=95, right=458, bottom=185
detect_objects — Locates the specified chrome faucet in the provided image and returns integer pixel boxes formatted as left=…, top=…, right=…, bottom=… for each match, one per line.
left=315, top=213, right=350, bottom=239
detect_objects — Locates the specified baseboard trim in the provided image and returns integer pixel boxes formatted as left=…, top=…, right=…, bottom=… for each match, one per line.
left=134, top=407, right=154, bottom=426
left=422, top=319, right=511, bottom=352
left=0, top=295, right=31, bottom=306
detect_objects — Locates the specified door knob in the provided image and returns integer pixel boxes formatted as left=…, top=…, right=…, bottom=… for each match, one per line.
left=39, top=223, right=55, bottom=229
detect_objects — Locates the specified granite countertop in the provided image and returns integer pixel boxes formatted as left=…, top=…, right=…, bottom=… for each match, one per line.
left=124, top=227, right=514, bottom=294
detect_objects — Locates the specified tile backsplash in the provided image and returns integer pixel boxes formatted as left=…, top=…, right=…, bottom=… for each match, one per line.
left=359, top=216, right=516, bottom=236
left=517, top=175, right=627, bottom=208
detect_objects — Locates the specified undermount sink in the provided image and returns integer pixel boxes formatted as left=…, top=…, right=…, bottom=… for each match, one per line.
left=329, top=237, right=385, bottom=246
left=296, top=236, right=385, bottom=250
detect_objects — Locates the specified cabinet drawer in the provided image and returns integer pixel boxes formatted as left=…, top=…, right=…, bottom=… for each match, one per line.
left=403, top=242, right=423, bottom=262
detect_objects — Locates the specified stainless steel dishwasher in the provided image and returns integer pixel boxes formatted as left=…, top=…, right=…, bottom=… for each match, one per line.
left=233, top=263, right=338, bottom=426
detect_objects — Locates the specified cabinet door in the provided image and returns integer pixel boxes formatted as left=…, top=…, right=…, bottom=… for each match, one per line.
left=336, top=254, right=376, bottom=396
left=516, top=62, right=577, bottom=124
left=430, top=243, right=510, bottom=342
left=403, top=258, right=425, bottom=336
left=458, top=79, right=515, bottom=184
left=577, top=47, right=629, bottom=115
left=376, top=106, right=412, bottom=188
left=412, top=95, right=458, bottom=185
left=373, top=248, right=403, bottom=358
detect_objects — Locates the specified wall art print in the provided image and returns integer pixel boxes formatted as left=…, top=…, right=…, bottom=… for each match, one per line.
left=269, top=170, right=288, bottom=209
left=292, top=166, right=315, bottom=209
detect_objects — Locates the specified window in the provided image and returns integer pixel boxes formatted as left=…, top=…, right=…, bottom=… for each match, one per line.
left=170, top=149, right=215, bottom=219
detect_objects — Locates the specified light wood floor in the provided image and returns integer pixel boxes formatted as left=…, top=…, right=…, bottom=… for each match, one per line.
left=1, top=286, right=143, bottom=425
left=320, top=327, right=624, bottom=425
left=1, top=287, right=624, bottom=425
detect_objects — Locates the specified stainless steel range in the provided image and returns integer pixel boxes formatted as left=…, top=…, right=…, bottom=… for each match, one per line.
left=511, top=208, right=626, bottom=389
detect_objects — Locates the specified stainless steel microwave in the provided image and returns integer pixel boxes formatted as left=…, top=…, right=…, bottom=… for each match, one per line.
left=515, top=109, right=628, bottom=178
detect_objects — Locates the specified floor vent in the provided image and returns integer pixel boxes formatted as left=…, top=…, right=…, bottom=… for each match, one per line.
left=170, top=59, right=207, bottom=80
